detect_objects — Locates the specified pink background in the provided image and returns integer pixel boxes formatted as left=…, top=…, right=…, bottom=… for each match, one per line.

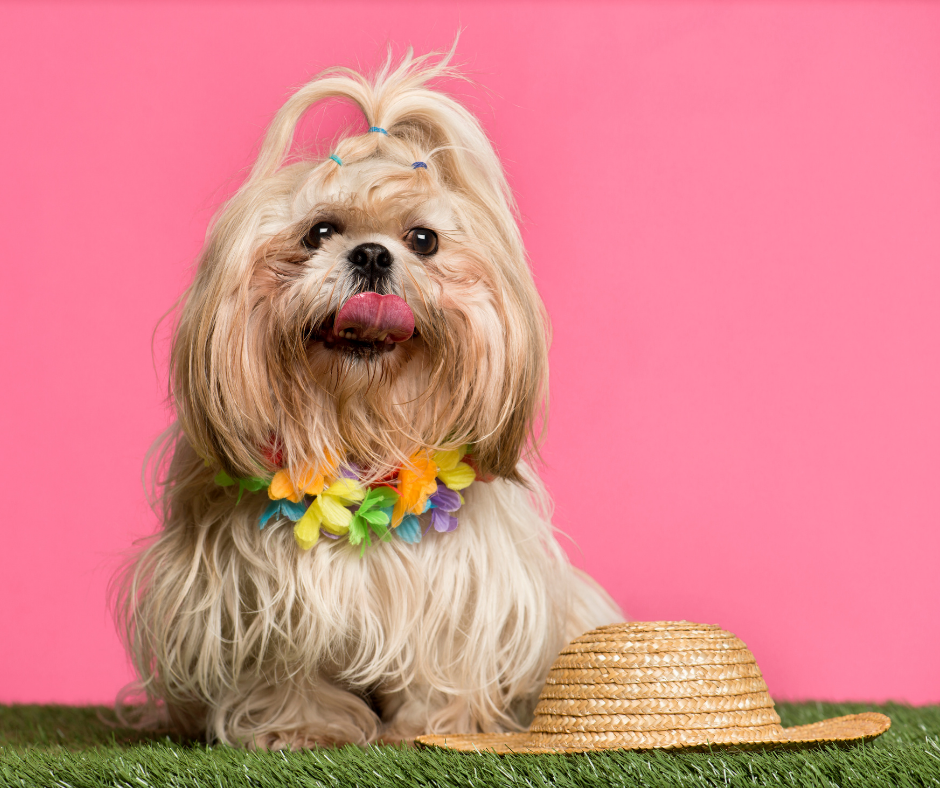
left=1, top=2, right=938, bottom=706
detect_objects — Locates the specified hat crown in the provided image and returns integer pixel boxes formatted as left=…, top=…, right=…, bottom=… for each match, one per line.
left=529, top=620, right=783, bottom=748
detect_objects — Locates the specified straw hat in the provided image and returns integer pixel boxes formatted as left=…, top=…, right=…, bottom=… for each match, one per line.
left=416, top=621, right=890, bottom=754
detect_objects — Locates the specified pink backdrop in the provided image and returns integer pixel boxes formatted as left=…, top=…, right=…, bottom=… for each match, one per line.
left=1, top=2, right=938, bottom=706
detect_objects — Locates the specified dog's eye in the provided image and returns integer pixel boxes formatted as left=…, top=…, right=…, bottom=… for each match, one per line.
left=303, top=221, right=339, bottom=250
left=406, top=228, right=438, bottom=256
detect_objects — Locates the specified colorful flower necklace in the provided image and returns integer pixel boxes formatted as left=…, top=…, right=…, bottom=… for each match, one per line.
left=214, top=446, right=481, bottom=553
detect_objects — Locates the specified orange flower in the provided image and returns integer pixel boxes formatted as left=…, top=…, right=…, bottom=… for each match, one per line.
left=267, top=452, right=338, bottom=503
left=392, top=451, right=439, bottom=526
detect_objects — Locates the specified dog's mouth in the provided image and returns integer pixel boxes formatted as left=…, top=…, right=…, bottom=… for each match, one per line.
left=305, top=292, right=416, bottom=357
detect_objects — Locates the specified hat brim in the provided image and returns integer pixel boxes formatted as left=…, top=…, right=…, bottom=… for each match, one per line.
left=415, top=712, right=890, bottom=754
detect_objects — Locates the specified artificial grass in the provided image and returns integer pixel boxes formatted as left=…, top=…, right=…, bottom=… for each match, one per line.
left=1, top=703, right=938, bottom=787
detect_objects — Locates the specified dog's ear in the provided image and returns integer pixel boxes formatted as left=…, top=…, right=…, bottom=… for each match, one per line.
left=472, top=292, right=550, bottom=483
left=170, top=236, right=279, bottom=475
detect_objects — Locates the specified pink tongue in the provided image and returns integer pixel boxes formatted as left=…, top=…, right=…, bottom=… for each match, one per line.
left=333, top=293, right=415, bottom=343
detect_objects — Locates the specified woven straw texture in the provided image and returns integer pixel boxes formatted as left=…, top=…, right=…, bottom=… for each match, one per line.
left=416, top=621, right=891, bottom=754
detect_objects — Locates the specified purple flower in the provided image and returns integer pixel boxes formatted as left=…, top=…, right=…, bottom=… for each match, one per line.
left=429, top=479, right=462, bottom=532
left=430, top=485, right=460, bottom=512
left=338, top=463, right=363, bottom=480
left=431, top=508, right=458, bottom=532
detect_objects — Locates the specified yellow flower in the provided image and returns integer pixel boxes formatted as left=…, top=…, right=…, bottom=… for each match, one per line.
left=293, top=478, right=366, bottom=550
left=392, top=451, right=439, bottom=526
left=433, top=445, right=476, bottom=491
left=293, top=506, right=321, bottom=550
left=431, top=445, right=466, bottom=472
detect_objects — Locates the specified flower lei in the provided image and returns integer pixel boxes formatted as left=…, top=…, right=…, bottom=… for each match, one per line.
left=214, top=446, right=480, bottom=553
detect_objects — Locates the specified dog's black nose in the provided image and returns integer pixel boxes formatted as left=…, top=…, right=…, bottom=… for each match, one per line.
left=348, top=243, right=392, bottom=273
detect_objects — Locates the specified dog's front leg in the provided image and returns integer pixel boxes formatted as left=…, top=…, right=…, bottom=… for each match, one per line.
left=376, top=682, right=530, bottom=744
left=221, top=676, right=381, bottom=750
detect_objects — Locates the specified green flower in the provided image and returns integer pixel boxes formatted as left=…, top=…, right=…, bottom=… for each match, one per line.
left=348, top=487, right=401, bottom=554
left=215, top=470, right=270, bottom=504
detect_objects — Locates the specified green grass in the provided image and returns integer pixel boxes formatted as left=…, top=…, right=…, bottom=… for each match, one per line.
left=1, top=703, right=938, bottom=787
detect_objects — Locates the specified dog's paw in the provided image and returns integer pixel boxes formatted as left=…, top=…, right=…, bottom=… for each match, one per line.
left=249, top=729, right=363, bottom=750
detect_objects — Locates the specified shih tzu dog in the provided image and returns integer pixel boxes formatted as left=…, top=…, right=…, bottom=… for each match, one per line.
left=115, top=50, right=620, bottom=749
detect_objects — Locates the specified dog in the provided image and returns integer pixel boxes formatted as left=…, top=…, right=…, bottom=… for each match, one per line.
left=114, top=50, right=620, bottom=749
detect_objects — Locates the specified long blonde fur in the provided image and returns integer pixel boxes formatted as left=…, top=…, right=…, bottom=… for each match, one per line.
left=114, top=48, right=620, bottom=748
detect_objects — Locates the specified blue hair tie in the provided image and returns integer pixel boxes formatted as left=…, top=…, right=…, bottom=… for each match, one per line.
left=369, top=126, right=389, bottom=136
left=412, top=161, right=427, bottom=169
left=329, top=154, right=343, bottom=166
